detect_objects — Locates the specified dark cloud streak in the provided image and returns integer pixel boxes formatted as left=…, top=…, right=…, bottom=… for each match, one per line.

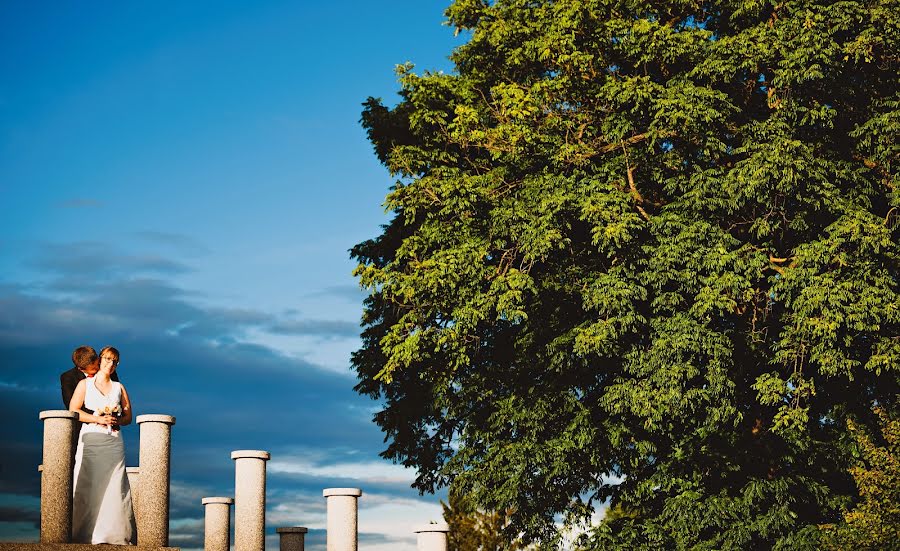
left=132, top=231, right=209, bottom=256
left=268, top=319, right=359, bottom=338
left=31, top=242, right=191, bottom=277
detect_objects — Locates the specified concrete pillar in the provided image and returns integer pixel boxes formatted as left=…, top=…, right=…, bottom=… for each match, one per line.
left=202, top=497, right=234, bottom=551
left=323, top=488, right=362, bottom=551
left=126, top=467, right=140, bottom=520
left=136, top=414, right=176, bottom=546
left=232, top=450, right=270, bottom=551
left=39, top=410, right=78, bottom=543
left=414, top=523, right=450, bottom=551
left=277, top=527, right=309, bottom=551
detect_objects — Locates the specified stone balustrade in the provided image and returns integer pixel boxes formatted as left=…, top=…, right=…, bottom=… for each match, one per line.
left=276, top=527, right=308, bottom=551
left=126, top=467, right=140, bottom=520
left=34, top=409, right=456, bottom=549
left=323, top=487, right=362, bottom=551
left=136, top=414, right=176, bottom=546
left=201, top=497, right=233, bottom=551
left=414, top=523, right=450, bottom=551
left=38, top=411, right=78, bottom=543
left=232, top=450, right=270, bottom=551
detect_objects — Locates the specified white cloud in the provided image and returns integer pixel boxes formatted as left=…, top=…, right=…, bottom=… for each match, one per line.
left=268, top=457, right=417, bottom=485
left=359, top=496, right=443, bottom=542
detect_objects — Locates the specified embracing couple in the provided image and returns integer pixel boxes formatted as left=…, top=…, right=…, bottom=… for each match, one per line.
left=61, top=345, right=137, bottom=545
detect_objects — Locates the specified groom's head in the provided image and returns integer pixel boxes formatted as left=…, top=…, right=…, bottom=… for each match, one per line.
left=72, top=345, right=99, bottom=376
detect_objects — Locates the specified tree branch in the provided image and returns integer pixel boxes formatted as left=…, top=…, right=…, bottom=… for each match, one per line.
left=622, top=141, right=651, bottom=221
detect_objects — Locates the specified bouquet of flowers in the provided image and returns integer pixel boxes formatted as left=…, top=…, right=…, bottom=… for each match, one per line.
left=100, top=404, right=122, bottom=433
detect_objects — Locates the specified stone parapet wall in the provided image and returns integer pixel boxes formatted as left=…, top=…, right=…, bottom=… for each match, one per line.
left=0, top=544, right=179, bottom=551
left=22, top=411, right=451, bottom=550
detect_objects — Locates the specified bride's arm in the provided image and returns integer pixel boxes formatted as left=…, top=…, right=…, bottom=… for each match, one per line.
left=69, top=380, right=113, bottom=425
left=119, top=384, right=133, bottom=426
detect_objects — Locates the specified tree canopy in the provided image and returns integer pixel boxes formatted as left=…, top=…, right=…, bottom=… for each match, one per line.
left=821, top=408, right=900, bottom=550
left=351, top=0, right=899, bottom=547
left=443, top=491, right=526, bottom=550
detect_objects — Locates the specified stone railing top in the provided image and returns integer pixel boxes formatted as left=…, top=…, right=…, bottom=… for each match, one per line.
left=202, top=497, right=234, bottom=505
left=126, top=466, right=140, bottom=474
left=323, top=488, right=362, bottom=497
left=136, top=414, right=176, bottom=425
left=231, top=450, right=271, bottom=460
left=0, top=545, right=180, bottom=551
left=39, top=410, right=78, bottom=420
left=414, top=523, right=450, bottom=533
left=276, top=527, right=309, bottom=534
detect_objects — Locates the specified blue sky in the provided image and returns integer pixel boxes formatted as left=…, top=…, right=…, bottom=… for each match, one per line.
left=0, top=2, right=463, bottom=549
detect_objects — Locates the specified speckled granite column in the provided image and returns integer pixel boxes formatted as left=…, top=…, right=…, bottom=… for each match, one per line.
left=323, top=488, right=361, bottom=551
left=137, top=414, right=176, bottom=546
left=39, top=410, right=78, bottom=543
left=126, top=467, right=140, bottom=520
left=414, top=523, right=450, bottom=551
left=202, top=497, right=234, bottom=551
left=277, top=527, right=308, bottom=551
left=232, top=450, right=270, bottom=551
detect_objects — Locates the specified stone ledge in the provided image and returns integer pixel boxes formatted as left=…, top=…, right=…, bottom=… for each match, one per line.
left=0, top=544, right=179, bottom=551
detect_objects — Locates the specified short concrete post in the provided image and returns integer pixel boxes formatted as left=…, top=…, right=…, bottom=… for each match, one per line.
left=39, top=410, right=78, bottom=543
left=136, top=414, right=176, bottom=546
left=232, top=450, right=270, bottom=551
left=414, top=523, right=450, bottom=551
left=126, top=467, right=140, bottom=520
left=202, top=497, right=234, bottom=551
left=323, top=488, right=362, bottom=551
left=277, top=527, right=309, bottom=551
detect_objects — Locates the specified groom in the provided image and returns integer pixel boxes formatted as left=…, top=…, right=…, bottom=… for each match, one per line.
left=61, top=345, right=119, bottom=414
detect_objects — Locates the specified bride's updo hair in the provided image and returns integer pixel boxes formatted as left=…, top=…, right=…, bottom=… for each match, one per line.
left=99, top=346, right=120, bottom=365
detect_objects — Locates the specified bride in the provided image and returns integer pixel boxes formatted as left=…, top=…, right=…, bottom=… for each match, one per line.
left=68, top=345, right=137, bottom=544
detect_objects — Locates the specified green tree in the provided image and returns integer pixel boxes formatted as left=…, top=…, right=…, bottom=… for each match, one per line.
left=351, top=0, right=899, bottom=548
left=443, top=490, right=525, bottom=550
left=821, top=408, right=900, bottom=550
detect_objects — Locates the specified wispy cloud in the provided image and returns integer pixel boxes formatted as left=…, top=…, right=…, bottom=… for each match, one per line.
left=269, top=457, right=416, bottom=485
left=31, top=241, right=192, bottom=278
left=268, top=319, right=359, bottom=338
left=304, top=284, right=367, bottom=304
left=132, top=231, right=209, bottom=256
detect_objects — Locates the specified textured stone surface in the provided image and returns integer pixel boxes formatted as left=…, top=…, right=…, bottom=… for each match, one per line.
left=0, top=544, right=179, bottom=551
left=323, top=488, right=361, bottom=551
left=126, top=467, right=140, bottom=521
left=413, top=523, right=450, bottom=551
left=322, top=488, right=362, bottom=498
left=201, top=497, right=233, bottom=551
left=39, top=410, right=78, bottom=543
left=232, top=451, right=269, bottom=551
left=136, top=414, right=175, bottom=547
left=276, top=527, right=308, bottom=551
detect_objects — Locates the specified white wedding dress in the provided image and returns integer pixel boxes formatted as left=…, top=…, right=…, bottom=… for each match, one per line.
left=72, top=378, right=136, bottom=544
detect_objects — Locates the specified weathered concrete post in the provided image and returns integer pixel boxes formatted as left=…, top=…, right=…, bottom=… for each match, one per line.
left=202, top=497, right=234, bottom=551
left=126, top=467, right=140, bottom=520
left=39, top=410, right=78, bottom=543
left=277, top=527, right=309, bottom=551
left=232, top=450, right=270, bottom=551
left=414, top=523, right=450, bottom=551
left=136, top=414, right=176, bottom=546
left=323, top=488, right=362, bottom=551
